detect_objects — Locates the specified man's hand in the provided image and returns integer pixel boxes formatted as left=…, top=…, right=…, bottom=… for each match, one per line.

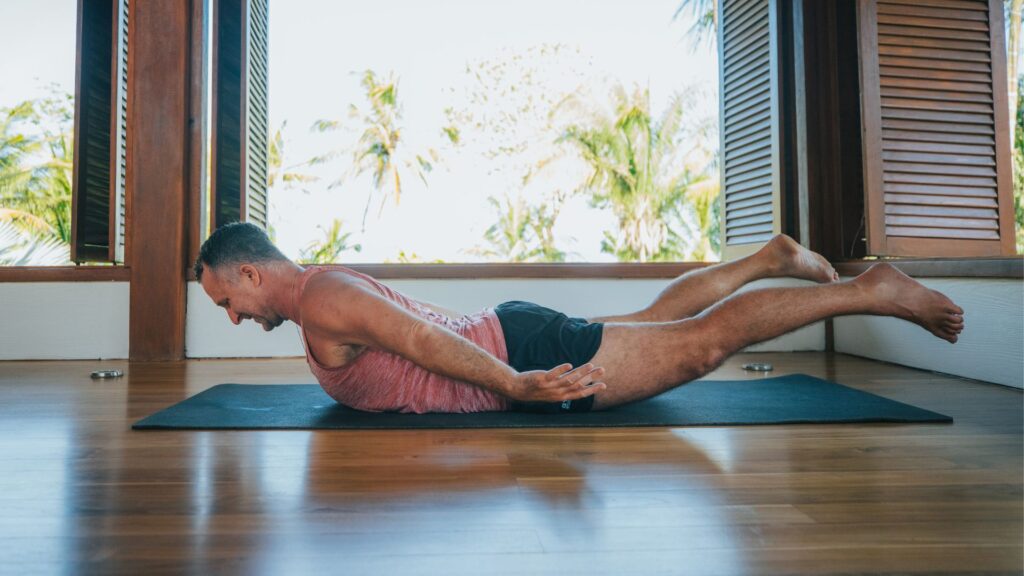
left=509, top=363, right=607, bottom=403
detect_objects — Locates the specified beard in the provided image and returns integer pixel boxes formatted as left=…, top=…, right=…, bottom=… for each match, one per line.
left=257, top=314, right=284, bottom=331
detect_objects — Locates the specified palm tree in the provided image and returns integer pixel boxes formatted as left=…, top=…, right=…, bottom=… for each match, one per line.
left=0, top=219, right=68, bottom=265
left=469, top=192, right=568, bottom=263
left=673, top=0, right=718, bottom=50
left=266, top=120, right=318, bottom=242
left=552, top=85, right=713, bottom=262
left=1007, top=0, right=1022, bottom=145
left=311, top=70, right=437, bottom=232
left=679, top=114, right=722, bottom=261
left=0, top=94, right=74, bottom=245
left=297, top=218, right=361, bottom=264
left=268, top=120, right=317, bottom=189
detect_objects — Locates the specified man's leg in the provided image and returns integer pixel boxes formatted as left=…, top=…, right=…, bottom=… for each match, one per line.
left=587, top=234, right=839, bottom=324
left=581, top=263, right=964, bottom=410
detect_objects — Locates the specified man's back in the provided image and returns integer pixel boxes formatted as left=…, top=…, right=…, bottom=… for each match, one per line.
left=294, top=265, right=514, bottom=413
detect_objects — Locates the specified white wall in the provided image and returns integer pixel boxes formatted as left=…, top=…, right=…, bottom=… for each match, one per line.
left=0, top=282, right=129, bottom=360
left=6, top=276, right=1017, bottom=389
left=835, top=277, right=1024, bottom=389
left=0, top=276, right=831, bottom=360
left=185, top=277, right=825, bottom=358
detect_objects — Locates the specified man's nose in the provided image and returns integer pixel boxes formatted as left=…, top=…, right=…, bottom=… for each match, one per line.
left=228, top=309, right=241, bottom=325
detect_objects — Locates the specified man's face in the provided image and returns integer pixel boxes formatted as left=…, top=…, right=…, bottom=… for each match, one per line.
left=200, top=264, right=285, bottom=332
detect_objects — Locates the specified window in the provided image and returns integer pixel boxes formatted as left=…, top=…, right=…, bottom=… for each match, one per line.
left=0, top=0, right=130, bottom=268
left=0, top=1, right=78, bottom=266
left=720, top=0, right=1021, bottom=260
left=253, top=0, right=722, bottom=265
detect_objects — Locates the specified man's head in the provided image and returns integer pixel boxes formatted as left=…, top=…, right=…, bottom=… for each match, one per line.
left=194, top=222, right=293, bottom=331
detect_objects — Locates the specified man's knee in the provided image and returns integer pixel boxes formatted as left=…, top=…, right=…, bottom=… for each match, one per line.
left=672, top=346, right=726, bottom=382
left=671, top=320, right=729, bottom=381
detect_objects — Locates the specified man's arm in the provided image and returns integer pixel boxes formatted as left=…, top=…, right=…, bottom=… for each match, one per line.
left=300, top=274, right=605, bottom=402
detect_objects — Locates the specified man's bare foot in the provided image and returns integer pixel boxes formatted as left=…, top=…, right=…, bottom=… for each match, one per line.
left=763, top=234, right=839, bottom=283
left=854, top=263, right=965, bottom=343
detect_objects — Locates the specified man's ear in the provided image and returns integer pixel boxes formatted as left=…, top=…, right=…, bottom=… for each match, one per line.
left=239, top=264, right=262, bottom=287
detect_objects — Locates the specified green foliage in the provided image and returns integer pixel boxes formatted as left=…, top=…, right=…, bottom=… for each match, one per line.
left=311, top=70, right=438, bottom=233
left=267, top=120, right=319, bottom=244
left=673, top=0, right=718, bottom=51
left=444, top=44, right=589, bottom=263
left=469, top=192, right=570, bottom=262
left=0, top=218, right=68, bottom=265
left=297, top=218, right=361, bottom=264
left=268, top=120, right=317, bottom=190
left=0, top=89, right=74, bottom=258
left=385, top=250, right=446, bottom=264
left=552, top=85, right=721, bottom=262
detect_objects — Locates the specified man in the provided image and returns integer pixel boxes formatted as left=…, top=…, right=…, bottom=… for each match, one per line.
left=196, top=222, right=964, bottom=414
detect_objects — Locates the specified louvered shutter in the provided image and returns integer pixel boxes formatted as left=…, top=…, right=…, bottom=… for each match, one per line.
left=71, top=0, right=130, bottom=263
left=113, top=0, right=129, bottom=262
left=718, top=0, right=783, bottom=260
left=246, top=0, right=269, bottom=229
left=211, top=0, right=269, bottom=231
left=858, top=0, right=1015, bottom=257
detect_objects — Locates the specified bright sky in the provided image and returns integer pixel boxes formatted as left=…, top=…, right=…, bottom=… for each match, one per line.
left=0, top=0, right=719, bottom=263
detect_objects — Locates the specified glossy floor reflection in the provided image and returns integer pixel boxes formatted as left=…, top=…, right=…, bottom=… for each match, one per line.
left=0, top=352, right=1020, bottom=574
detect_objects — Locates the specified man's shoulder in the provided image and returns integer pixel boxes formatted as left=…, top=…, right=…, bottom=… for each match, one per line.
left=303, top=268, right=375, bottom=296
left=299, top=271, right=374, bottom=319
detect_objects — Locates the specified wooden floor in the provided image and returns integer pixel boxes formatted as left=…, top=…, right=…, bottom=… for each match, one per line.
left=0, top=352, right=1020, bottom=575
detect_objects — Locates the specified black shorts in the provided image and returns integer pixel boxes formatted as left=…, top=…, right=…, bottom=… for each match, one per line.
left=493, top=300, right=604, bottom=413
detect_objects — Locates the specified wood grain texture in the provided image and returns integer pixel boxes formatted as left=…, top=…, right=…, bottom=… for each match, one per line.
left=859, top=0, right=1012, bottom=257
left=0, top=352, right=1018, bottom=573
left=127, top=0, right=191, bottom=360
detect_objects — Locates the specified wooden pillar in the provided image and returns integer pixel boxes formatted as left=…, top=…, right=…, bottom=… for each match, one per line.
left=128, top=0, right=192, bottom=361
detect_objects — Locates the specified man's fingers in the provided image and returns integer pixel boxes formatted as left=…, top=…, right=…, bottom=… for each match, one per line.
left=559, top=364, right=603, bottom=387
left=558, top=363, right=594, bottom=381
left=546, top=364, right=574, bottom=380
left=571, top=382, right=606, bottom=399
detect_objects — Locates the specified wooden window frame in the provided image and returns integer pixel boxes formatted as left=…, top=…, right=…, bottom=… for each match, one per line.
left=0, top=0, right=130, bottom=280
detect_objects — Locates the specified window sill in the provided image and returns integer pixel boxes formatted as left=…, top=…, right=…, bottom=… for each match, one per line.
left=6, top=258, right=1020, bottom=282
left=833, top=257, right=1023, bottom=279
left=0, top=266, right=131, bottom=282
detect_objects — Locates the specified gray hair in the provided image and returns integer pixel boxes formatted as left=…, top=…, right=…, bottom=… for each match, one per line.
left=194, top=222, right=289, bottom=282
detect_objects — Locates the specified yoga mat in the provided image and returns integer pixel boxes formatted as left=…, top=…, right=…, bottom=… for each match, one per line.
left=132, top=374, right=952, bottom=429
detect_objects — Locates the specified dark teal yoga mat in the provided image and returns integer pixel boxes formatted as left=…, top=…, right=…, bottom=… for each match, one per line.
left=132, top=374, right=952, bottom=429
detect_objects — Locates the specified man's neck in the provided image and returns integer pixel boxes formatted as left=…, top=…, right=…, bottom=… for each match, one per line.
left=268, top=262, right=305, bottom=322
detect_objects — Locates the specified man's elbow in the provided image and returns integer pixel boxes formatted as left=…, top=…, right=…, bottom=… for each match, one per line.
left=405, top=320, right=442, bottom=361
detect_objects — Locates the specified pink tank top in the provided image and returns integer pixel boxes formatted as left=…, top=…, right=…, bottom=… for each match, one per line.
left=293, top=265, right=514, bottom=414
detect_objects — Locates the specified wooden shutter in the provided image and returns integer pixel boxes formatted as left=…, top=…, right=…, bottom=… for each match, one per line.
left=718, top=0, right=783, bottom=260
left=211, top=0, right=269, bottom=231
left=71, top=0, right=130, bottom=263
left=858, top=0, right=1015, bottom=257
